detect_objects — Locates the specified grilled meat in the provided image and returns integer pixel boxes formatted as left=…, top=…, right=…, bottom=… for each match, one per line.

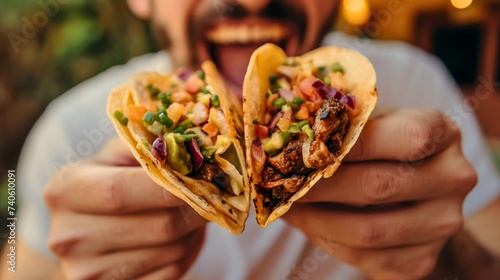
left=313, top=98, right=348, bottom=143
left=267, top=141, right=308, bottom=175
left=194, top=162, right=232, bottom=194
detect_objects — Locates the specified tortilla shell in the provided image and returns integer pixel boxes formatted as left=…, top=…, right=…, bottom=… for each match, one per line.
left=243, top=43, right=378, bottom=227
left=107, top=61, right=249, bottom=234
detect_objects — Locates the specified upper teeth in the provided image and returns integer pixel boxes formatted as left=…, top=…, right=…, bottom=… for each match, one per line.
left=206, top=23, right=288, bottom=44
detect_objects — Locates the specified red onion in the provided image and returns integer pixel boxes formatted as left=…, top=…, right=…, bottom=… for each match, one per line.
left=266, top=111, right=283, bottom=129
left=278, top=88, right=295, bottom=102
left=340, top=94, right=355, bottom=110
left=152, top=135, right=167, bottom=164
left=251, top=139, right=266, bottom=174
left=313, top=79, right=355, bottom=109
left=312, top=79, right=337, bottom=99
left=176, top=67, right=192, bottom=81
left=186, top=138, right=204, bottom=171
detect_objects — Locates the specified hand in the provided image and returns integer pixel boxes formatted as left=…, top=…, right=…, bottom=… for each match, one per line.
left=44, top=139, right=207, bottom=280
left=283, top=108, right=477, bottom=280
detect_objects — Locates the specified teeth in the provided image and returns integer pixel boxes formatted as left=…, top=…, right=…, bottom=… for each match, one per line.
left=206, top=23, right=288, bottom=44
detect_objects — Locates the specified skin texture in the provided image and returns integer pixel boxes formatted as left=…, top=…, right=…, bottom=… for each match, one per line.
left=1, top=0, right=499, bottom=279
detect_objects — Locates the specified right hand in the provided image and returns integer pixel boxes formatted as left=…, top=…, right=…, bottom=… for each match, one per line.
left=44, top=138, right=207, bottom=280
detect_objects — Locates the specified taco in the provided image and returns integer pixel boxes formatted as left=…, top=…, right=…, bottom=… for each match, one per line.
left=107, top=61, right=249, bottom=234
left=243, top=43, right=378, bottom=227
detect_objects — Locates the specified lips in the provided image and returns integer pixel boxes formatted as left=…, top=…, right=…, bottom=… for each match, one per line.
left=198, top=19, right=298, bottom=98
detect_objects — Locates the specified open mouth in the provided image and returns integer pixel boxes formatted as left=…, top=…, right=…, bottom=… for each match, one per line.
left=197, top=19, right=299, bottom=97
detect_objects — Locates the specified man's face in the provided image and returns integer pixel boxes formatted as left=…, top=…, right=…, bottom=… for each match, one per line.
left=130, top=0, right=338, bottom=96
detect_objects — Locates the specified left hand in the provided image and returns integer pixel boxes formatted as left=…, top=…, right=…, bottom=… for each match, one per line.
left=282, top=108, right=477, bottom=280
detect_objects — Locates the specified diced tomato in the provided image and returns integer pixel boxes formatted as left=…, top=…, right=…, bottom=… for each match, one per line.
left=166, top=103, right=185, bottom=124
left=254, top=125, right=269, bottom=139
left=191, top=103, right=209, bottom=125
left=298, top=76, right=317, bottom=98
left=185, top=73, right=205, bottom=95
left=293, top=85, right=305, bottom=100
left=308, top=116, right=315, bottom=126
left=251, top=139, right=266, bottom=174
left=171, top=91, right=192, bottom=103
left=310, top=91, right=324, bottom=113
left=295, top=104, right=309, bottom=120
left=202, top=122, right=219, bottom=137
left=305, top=101, right=315, bottom=112
left=124, top=105, right=147, bottom=122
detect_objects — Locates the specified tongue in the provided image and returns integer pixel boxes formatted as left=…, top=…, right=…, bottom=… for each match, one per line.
left=215, top=43, right=263, bottom=89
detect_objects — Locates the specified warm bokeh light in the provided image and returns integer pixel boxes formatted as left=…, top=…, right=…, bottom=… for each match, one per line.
left=342, top=0, right=371, bottom=26
left=451, top=0, right=473, bottom=9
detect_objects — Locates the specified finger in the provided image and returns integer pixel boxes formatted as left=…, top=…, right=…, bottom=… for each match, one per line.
left=301, top=143, right=474, bottom=205
left=44, top=165, right=187, bottom=214
left=312, top=236, right=445, bottom=280
left=62, top=229, right=204, bottom=280
left=283, top=199, right=463, bottom=249
left=49, top=209, right=207, bottom=256
left=137, top=229, right=205, bottom=280
left=345, top=109, right=458, bottom=162
left=95, top=138, right=141, bottom=166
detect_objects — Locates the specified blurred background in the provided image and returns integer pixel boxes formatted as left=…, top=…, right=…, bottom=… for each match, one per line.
left=1, top=0, right=499, bottom=245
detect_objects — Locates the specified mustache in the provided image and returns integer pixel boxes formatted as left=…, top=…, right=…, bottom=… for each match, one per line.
left=190, top=0, right=307, bottom=42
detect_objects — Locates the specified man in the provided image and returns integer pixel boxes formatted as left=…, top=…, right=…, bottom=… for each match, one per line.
left=2, top=0, right=500, bottom=279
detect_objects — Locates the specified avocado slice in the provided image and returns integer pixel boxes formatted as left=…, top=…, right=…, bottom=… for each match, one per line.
left=263, top=132, right=292, bottom=156
left=165, top=133, right=192, bottom=175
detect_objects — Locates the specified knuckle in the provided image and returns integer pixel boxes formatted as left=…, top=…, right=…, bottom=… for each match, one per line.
left=413, top=254, right=439, bottom=279
left=405, top=116, right=435, bottom=161
left=153, top=213, right=179, bottom=241
left=43, top=171, right=68, bottom=209
left=164, top=263, right=185, bottom=280
left=361, top=167, right=395, bottom=203
left=102, top=172, right=126, bottom=212
left=453, top=162, right=478, bottom=195
left=340, top=248, right=364, bottom=266
left=48, top=234, right=80, bottom=257
left=443, top=212, right=464, bottom=237
left=354, top=222, right=386, bottom=248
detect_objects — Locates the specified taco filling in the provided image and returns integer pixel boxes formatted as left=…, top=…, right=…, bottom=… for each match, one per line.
left=113, top=68, right=245, bottom=208
left=250, top=59, right=356, bottom=208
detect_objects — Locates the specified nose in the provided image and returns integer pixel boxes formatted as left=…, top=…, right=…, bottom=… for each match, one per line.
left=237, top=0, right=272, bottom=14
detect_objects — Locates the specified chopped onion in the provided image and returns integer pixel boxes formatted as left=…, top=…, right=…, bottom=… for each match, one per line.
left=152, top=135, right=167, bottom=165
left=186, top=138, right=203, bottom=171
left=278, top=88, right=295, bottom=102
left=266, top=111, right=283, bottom=129
left=302, top=138, right=313, bottom=168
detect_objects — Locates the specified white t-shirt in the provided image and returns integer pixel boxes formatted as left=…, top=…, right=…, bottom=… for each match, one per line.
left=17, top=32, right=500, bottom=279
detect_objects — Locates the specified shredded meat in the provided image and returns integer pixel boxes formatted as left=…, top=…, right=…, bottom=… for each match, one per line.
left=313, top=98, right=348, bottom=143
left=261, top=166, right=305, bottom=192
left=194, top=162, right=232, bottom=194
left=267, top=141, right=307, bottom=175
